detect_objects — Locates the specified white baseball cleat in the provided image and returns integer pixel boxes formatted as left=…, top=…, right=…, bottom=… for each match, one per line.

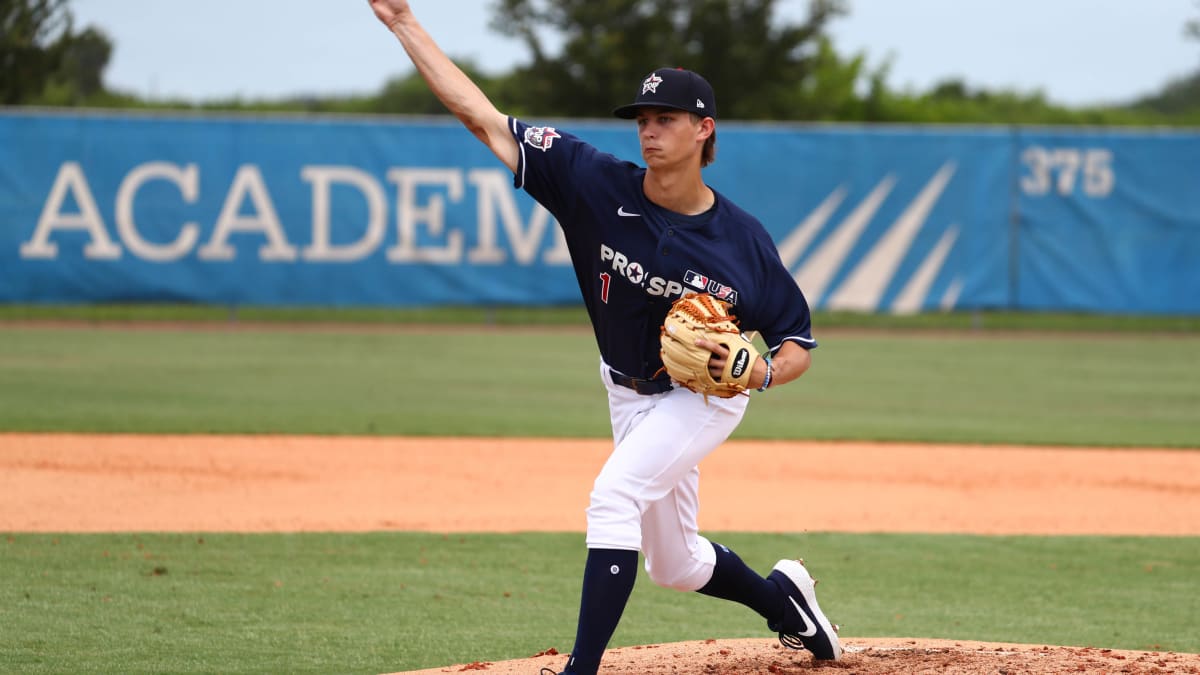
left=766, top=558, right=843, bottom=660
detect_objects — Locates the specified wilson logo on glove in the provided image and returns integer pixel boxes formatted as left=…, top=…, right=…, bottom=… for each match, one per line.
left=730, top=348, right=751, bottom=379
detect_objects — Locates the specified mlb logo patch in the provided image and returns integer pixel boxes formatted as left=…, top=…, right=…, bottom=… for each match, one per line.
left=684, top=270, right=739, bottom=305
left=524, top=126, right=560, bottom=151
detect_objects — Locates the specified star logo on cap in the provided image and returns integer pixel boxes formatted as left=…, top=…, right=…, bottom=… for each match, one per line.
left=641, top=73, right=664, bottom=94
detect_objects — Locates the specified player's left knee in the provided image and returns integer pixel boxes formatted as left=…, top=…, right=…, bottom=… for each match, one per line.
left=645, top=558, right=710, bottom=591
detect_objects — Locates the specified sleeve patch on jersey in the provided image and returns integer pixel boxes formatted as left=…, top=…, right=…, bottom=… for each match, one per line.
left=523, top=126, right=561, bottom=152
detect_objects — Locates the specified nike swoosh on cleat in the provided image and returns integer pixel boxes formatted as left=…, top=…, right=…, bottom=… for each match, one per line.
left=617, top=206, right=641, bottom=217
left=788, top=596, right=819, bottom=637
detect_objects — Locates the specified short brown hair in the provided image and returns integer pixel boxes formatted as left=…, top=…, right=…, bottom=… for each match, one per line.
left=701, top=131, right=716, bottom=168
left=691, top=113, right=717, bottom=168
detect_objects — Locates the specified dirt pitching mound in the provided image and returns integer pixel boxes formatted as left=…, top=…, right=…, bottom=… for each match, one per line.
left=390, top=638, right=1200, bottom=675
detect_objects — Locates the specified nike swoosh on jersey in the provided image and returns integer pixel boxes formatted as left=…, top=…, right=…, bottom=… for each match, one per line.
left=788, top=596, right=819, bottom=637
left=617, top=206, right=641, bottom=217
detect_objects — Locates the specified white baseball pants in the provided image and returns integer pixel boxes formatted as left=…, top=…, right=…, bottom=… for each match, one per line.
left=586, top=361, right=749, bottom=592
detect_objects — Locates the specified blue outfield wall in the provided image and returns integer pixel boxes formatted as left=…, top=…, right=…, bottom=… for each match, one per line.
left=1, top=110, right=1197, bottom=313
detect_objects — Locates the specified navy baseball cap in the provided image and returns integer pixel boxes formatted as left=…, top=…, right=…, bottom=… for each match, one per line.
left=613, top=67, right=717, bottom=120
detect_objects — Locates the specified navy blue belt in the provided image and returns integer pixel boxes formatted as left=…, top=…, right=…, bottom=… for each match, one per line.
left=609, top=369, right=673, bottom=395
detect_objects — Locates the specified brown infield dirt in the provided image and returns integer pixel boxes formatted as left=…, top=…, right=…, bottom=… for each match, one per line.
left=3, top=433, right=1199, bottom=674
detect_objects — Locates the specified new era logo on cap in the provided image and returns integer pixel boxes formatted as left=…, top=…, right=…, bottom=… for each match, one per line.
left=613, top=67, right=717, bottom=120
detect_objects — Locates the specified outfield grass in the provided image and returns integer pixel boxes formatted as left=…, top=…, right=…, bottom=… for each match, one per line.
left=748, top=332, right=1200, bottom=446
left=0, top=325, right=1197, bottom=446
left=2, top=303, right=1199, bottom=332
left=1, top=532, right=1195, bottom=674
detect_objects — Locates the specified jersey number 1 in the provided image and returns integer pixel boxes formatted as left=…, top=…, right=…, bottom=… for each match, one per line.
left=599, top=273, right=611, bottom=304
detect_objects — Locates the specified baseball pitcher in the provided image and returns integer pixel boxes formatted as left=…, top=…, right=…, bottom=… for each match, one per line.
left=367, top=2, right=842, bottom=672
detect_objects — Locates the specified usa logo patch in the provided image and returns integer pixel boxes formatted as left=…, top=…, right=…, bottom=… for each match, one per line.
left=684, top=270, right=739, bottom=305
left=524, top=126, right=560, bottom=151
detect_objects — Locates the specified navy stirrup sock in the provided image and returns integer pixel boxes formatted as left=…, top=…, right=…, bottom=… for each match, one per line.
left=565, top=548, right=638, bottom=675
left=696, top=541, right=780, bottom=621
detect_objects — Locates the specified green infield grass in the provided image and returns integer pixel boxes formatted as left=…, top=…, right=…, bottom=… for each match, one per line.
left=1, top=532, right=1196, bottom=674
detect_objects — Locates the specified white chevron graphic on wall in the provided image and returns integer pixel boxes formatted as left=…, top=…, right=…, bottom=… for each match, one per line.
left=783, top=161, right=962, bottom=313
left=791, top=175, right=896, bottom=303
left=776, top=186, right=846, bottom=269
left=893, top=224, right=959, bottom=314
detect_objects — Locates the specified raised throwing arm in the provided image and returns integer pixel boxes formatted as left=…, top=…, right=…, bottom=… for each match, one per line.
left=368, top=0, right=519, bottom=173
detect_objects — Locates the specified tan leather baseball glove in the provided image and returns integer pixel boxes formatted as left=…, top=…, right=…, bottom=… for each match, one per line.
left=658, top=292, right=761, bottom=401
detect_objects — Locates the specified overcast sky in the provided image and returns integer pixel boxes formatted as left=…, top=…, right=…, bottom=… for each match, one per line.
left=70, top=0, right=1200, bottom=108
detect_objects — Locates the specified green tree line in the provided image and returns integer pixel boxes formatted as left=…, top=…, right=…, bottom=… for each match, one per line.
left=3, top=0, right=1199, bottom=125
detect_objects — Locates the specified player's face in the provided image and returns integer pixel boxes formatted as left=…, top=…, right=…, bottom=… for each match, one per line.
left=635, top=108, right=708, bottom=170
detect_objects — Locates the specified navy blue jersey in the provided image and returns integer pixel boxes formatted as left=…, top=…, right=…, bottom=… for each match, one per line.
left=509, top=117, right=816, bottom=380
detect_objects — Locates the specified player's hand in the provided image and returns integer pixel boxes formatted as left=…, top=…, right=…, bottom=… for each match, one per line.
left=695, top=338, right=729, bottom=380
left=369, top=0, right=411, bottom=28
left=696, top=337, right=770, bottom=388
